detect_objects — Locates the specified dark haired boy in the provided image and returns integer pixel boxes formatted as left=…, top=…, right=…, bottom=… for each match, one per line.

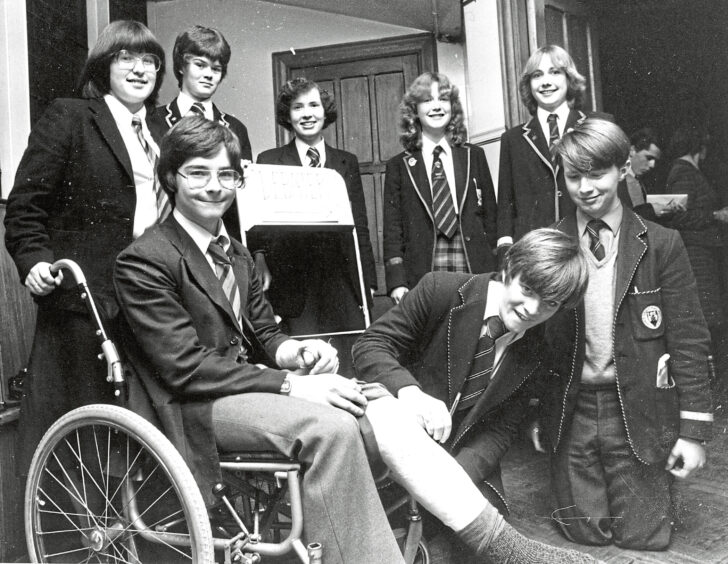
left=539, top=117, right=713, bottom=550
left=152, top=25, right=251, bottom=237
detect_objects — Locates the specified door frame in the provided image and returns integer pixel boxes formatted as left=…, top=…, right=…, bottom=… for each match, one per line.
left=271, top=33, right=437, bottom=146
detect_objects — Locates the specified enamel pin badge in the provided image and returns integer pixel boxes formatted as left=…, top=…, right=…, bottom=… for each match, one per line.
left=408, top=157, right=417, bottom=166
left=641, top=305, right=662, bottom=329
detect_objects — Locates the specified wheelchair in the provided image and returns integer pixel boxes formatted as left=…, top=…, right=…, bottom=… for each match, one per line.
left=24, top=259, right=430, bottom=564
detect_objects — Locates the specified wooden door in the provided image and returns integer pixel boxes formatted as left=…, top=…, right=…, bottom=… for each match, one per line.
left=272, top=34, right=436, bottom=293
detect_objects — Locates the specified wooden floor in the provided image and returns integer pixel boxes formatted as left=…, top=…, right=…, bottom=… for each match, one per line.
left=502, top=391, right=728, bottom=564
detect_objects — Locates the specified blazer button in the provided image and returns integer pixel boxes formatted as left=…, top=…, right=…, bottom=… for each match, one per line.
left=230, top=336, right=239, bottom=346
left=556, top=191, right=562, bottom=197
left=464, top=235, right=471, bottom=242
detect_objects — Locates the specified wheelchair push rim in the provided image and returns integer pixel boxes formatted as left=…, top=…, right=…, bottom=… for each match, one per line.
left=25, top=404, right=214, bottom=563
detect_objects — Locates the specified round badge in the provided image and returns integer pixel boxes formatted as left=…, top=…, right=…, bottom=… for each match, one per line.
left=408, top=157, right=417, bottom=166
left=641, top=305, right=662, bottom=329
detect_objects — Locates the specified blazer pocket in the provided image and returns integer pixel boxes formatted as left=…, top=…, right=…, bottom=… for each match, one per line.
left=627, top=288, right=665, bottom=340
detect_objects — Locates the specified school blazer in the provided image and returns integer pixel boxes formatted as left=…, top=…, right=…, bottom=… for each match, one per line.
left=383, top=144, right=497, bottom=293
left=497, top=110, right=600, bottom=242
left=114, top=217, right=289, bottom=501
left=542, top=210, right=713, bottom=464
left=4, top=97, right=165, bottom=317
left=353, top=272, right=548, bottom=502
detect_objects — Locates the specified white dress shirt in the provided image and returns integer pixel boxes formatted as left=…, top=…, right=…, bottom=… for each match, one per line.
left=295, top=137, right=327, bottom=168
left=421, top=136, right=458, bottom=212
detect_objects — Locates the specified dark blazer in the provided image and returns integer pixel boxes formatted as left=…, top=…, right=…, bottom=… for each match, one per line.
left=353, top=272, right=548, bottom=510
left=254, top=140, right=377, bottom=316
left=4, top=97, right=165, bottom=317
left=383, top=144, right=497, bottom=294
left=542, top=210, right=713, bottom=463
left=497, top=110, right=593, bottom=242
left=151, top=97, right=253, bottom=240
left=114, top=217, right=289, bottom=501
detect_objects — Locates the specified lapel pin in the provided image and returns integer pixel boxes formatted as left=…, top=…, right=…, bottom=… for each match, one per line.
left=408, top=157, right=417, bottom=167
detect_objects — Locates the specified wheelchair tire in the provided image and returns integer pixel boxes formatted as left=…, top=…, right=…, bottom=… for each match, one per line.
left=25, top=404, right=214, bottom=563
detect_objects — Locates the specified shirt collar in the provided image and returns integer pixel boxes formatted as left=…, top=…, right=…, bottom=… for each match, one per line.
left=421, top=135, right=449, bottom=157
left=537, top=102, right=570, bottom=129
left=173, top=208, right=230, bottom=256
left=295, top=137, right=326, bottom=165
left=576, top=203, right=624, bottom=236
left=484, top=280, right=525, bottom=341
left=104, top=93, right=147, bottom=125
left=177, top=91, right=212, bottom=117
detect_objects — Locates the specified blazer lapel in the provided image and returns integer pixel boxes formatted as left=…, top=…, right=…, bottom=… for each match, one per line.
left=280, top=140, right=303, bottom=166
left=403, top=152, right=434, bottom=218
left=522, top=117, right=554, bottom=173
left=89, top=99, right=134, bottom=181
left=614, top=210, right=648, bottom=309
left=324, top=144, right=346, bottom=176
left=564, top=109, right=587, bottom=132
left=167, top=219, right=242, bottom=331
left=452, top=144, right=469, bottom=210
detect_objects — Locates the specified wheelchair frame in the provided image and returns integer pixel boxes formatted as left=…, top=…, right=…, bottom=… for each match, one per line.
left=24, top=259, right=429, bottom=564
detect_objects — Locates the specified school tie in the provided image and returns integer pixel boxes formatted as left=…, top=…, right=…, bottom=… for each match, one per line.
left=431, top=145, right=458, bottom=239
left=189, top=102, right=206, bottom=117
left=208, top=235, right=243, bottom=330
left=307, top=146, right=320, bottom=167
left=547, top=113, right=559, bottom=147
left=586, top=219, right=609, bottom=260
left=458, top=315, right=507, bottom=411
left=131, top=116, right=171, bottom=222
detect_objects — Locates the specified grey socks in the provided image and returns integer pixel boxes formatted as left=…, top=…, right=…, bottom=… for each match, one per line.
left=459, top=508, right=603, bottom=563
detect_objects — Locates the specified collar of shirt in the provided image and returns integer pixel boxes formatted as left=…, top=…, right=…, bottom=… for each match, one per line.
left=537, top=101, right=570, bottom=138
left=173, top=208, right=231, bottom=272
left=576, top=204, right=623, bottom=254
left=484, top=279, right=524, bottom=376
left=177, top=91, right=213, bottom=120
left=295, top=137, right=326, bottom=167
left=104, top=94, right=158, bottom=154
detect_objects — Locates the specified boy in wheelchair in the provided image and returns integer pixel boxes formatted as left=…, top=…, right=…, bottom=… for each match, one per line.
left=114, top=115, right=599, bottom=563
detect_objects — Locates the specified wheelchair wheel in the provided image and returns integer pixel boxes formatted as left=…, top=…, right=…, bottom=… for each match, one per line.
left=25, top=404, right=214, bottom=563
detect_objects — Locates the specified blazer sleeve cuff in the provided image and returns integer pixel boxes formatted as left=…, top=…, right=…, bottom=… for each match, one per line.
left=679, top=414, right=713, bottom=443
left=385, top=259, right=407, bottom=293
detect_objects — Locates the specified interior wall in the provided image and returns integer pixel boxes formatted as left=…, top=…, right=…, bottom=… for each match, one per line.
left=148, top=0, right=465, bottom=157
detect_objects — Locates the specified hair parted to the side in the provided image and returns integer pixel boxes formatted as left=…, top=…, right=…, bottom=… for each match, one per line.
left=629, top=127, right=660, bottom=152
left=502, top=228, right=588, bottom=310
left=78, top=20, right=166, bottom=105
left=173, top=25, right=231, bottom=87
left=398, top=72, right=467, bottom=152
left=157, top=115, right=243, bottom=206
left=668, top=123, right=710, bottom=159
left=275, top=77, right=337, bottom=131
left=552, top=117, right=630, bottom=174
left=518, top=45, right=586, bottom=116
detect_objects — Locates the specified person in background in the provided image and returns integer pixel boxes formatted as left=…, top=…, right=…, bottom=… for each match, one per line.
left=538, top=117, right=712, bottom=550
left=3, top=20, right=167, bottom=475
left=253, top=77, right=377, bottom=374
left=152, top=24, right=251, bottom=238
left=663, top=124, right=728, bottom=393
left=497, top=45, right=607, bottom=263
left=383, top=71, right=497, bottom=305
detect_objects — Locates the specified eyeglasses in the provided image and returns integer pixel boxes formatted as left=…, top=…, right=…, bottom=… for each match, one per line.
left=115, top=50, right=162, bottom=72
left=177, top=167, right=243, bottom=190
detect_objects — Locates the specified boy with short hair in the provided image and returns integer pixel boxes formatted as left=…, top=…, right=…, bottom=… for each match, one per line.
left=540, top=117, right=713, bottom=550
left=152, top=25, right=251, bottom=237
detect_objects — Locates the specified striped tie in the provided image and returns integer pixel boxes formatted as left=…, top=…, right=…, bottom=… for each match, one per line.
left=307, top=146, right=320, bottom=167
left=208, top=236, right=242, bottom=329
left=547, top=113, right=559, bottom=147
left=431, top=145, right=457, bottom=239
left=458, top=316, right=507, bottom=411
left=586, top=219, right=608, bottom=261
left=189, top=102, right=206, bottom=117
left=131, top=116, right=171, bottom=222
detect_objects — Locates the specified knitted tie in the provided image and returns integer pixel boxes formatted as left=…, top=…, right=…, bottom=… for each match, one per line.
left=132, top=116, right=171, bottom=221
left=586, top=219, right=609, bottom=260
left=307, top=146, right=320, bottom=167
left=547, top=113, right=559, bottom=147
left=458, top=316, right=507, bottom=411
left=189, top=102, right=206, bottom=117
left=431, top=145, right=458, bottom=239
left=208, top=235, right=242, bottom=327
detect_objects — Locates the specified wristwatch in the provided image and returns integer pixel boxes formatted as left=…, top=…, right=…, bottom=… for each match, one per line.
left=279, top=374, right=292, bottom=396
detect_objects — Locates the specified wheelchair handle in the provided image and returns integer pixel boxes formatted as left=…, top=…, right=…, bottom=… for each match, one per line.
left=50, top=259, right=126, bottom=400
